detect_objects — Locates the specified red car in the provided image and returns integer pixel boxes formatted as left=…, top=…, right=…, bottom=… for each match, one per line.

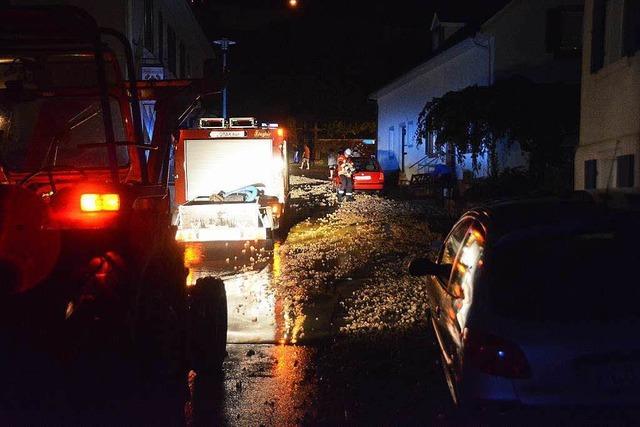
left=333, top=156, right=385, bottom=192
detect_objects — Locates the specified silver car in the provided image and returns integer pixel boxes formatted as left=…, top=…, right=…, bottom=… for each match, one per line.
left=410, top=198, right=640, bottom=408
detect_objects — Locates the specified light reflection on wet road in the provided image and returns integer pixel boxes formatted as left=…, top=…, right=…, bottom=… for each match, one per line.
left=182, top=241, right=283, bottom=344
left=181, top=240, right=326, bottom=425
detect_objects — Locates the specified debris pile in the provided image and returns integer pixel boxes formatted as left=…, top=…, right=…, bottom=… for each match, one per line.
left=277, top=187, right=443, bottom=337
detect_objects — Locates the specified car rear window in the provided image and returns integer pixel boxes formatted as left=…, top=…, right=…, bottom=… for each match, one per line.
left=353, top=157, right=379, bottom=172
left=489, top=217, right=640, bottom=322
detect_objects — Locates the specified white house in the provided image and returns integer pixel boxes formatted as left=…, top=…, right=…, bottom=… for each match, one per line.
left=11, top=0, right=215, bottom=141
left=574, top=0, right=640, bottom=191
left=370, top=35, right=492, bottom=180
left=372, top=0, right=584, bottom=182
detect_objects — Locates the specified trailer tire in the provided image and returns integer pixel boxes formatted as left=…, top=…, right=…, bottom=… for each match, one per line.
left=134, top=253, right=189, bottom=385
left=188, top=276, right=227, bottom=376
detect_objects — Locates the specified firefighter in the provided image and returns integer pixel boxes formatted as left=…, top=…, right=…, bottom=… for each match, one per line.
left=337, top=148, right=355, bottom=202
left=300, top=143, right=311, bottom=170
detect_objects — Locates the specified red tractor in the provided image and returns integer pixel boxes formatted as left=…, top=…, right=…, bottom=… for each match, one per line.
left=0, top=6, right=226, bottom=383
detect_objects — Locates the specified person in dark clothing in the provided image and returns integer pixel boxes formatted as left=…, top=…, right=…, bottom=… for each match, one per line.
left=336, top=148, right=355, bottom=202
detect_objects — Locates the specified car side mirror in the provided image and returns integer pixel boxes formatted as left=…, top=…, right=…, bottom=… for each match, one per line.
left=407, top=257, right=451, bottom=278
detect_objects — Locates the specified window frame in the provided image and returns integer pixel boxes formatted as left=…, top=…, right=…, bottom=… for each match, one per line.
left=437, top=219, right=472, bottom=292
left=158, top=11, right=164, bottom=63
left=584, top=159, right=598, bottom=189
left=616, top=154, right=635, bottom=188
left=143, top=0, right=155, bottom=54
left=545, top=5, right=583, bottom=58
left=167, top=25, right=177, bottom=75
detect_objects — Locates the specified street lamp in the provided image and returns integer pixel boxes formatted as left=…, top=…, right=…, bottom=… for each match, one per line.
left=288, top=0, right=298, bottom=7
left=213, top=38, right=236, bottom=120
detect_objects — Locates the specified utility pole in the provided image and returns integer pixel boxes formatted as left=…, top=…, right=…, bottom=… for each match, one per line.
left=213, top=38, right=236, bottom=120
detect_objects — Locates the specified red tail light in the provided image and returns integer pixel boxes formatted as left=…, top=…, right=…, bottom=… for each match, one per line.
left=464, top=330, right=531, bottom=379
left=378, top=172, right=384, bottom=182
left=80, top=193, right=120, bottom=212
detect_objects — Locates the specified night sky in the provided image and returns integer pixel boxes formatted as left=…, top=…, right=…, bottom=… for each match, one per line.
left=192, top=0, right=510, bottom=123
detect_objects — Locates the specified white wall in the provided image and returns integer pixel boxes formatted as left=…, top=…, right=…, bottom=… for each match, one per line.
left=575, top=0, right=640, bottom=190
left=135, top=0, right=214, bottom=79
left=11, top=0, right=213, bottom=79
left=375, top=39, right=491, bottom=179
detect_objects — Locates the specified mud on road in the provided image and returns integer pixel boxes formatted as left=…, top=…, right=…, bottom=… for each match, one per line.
left=191, top=174, right=459, bottom=426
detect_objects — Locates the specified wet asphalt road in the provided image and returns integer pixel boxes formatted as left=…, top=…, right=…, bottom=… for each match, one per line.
left=181, top=243, right=451, bottom=426
left=178, top=170, right=454, bottom=425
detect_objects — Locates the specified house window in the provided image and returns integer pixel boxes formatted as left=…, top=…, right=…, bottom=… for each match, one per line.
left=617, top=154, right=635, bottom=187
left=591, top=0, right=640, bottom=72
left=158, top=12, right=164, bottom=63
left=546, top=6, right=583, bottom=56
left=604, top=0, right=625, bottom=65
left=167, top=25, right=176, bottom=75
left=426, top=131, right=437, bottom=156
left=584, top=159, right=598, bottom=189
left=144, top=0, right=154, bottom=53
left=179, top=41, right=186, bottom=78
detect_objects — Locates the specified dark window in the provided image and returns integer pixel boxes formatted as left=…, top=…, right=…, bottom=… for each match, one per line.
left=144, top=0, right=154, bottom=53
left=352, top=157, right=380, bottom=172
left=584, top=159, right=597, bottom=189
left=179, top=41, right=186, bottom=78
left=440, top=220, right=471, bottom=267
left=490, top=221, right=640, bottom=321
left=158, top=12, right=164, bottom=62
left=167, top=25, right=176, bottom=75
left=617, top=154, right=635, bottom=187
left=0, top=96, right=129, bottom=171
left=591, top=0, right=638, bottom=72
left=447, top=226, right=484, bottom=304
left=546, top=6, right=583, bottom=56
left=591, top=0, right=606, bottom=71
left=623, top=0, right=640, bottom=55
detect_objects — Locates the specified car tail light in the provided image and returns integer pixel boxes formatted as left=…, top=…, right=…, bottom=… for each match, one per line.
left=378, top=172, right=384, bottom=182
left=464, top=329, right=531, bottom=379
left=80, top=193, right=120, bottom=212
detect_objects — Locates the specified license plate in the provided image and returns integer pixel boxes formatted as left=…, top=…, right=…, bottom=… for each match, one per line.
left=354, top=175, right=371, bottom=181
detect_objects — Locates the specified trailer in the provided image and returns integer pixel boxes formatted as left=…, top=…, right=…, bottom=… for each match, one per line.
left=173, top=117, right=289, bottom=243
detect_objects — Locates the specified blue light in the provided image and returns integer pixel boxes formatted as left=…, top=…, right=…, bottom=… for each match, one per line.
left=497, top=350, right=506, bottom=359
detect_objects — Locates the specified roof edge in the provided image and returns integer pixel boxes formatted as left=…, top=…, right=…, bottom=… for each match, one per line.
left=369, top=37, right=478, bottom=100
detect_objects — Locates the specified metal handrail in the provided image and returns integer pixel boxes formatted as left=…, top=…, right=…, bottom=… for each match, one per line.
left=408, top=154, right=438, bottom=170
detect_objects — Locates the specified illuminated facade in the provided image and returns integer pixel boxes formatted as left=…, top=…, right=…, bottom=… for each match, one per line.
left=372, top=0, right=583, bottom=181
left=575, top=0, right=640, bottom=191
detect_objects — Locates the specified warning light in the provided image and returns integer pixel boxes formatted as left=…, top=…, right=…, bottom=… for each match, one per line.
left=289, top=0, right=298, bottom=7
left=80, top=193, right=120, bottom=212
left=277, top=128, right=285, bottom=137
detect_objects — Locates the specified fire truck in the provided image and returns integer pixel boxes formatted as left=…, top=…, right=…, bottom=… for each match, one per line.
left=173, top=117, right=289, bottom=244
left=0, top=6, right=227, bottom=381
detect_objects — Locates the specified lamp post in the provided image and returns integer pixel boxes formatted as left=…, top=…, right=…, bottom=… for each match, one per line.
left=213, top=38, right=236, bottom=120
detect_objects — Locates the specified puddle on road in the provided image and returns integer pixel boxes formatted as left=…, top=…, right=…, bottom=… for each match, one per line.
left=181, top=241, right=331, bottom=345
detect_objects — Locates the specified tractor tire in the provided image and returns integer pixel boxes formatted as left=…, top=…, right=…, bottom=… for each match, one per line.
left=188, top=276, right=227, bottom=376
left=134, top=254, right=189, bottom=385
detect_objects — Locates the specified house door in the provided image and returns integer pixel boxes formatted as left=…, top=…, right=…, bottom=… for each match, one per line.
left=401, top=125, right=407, bottom=172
